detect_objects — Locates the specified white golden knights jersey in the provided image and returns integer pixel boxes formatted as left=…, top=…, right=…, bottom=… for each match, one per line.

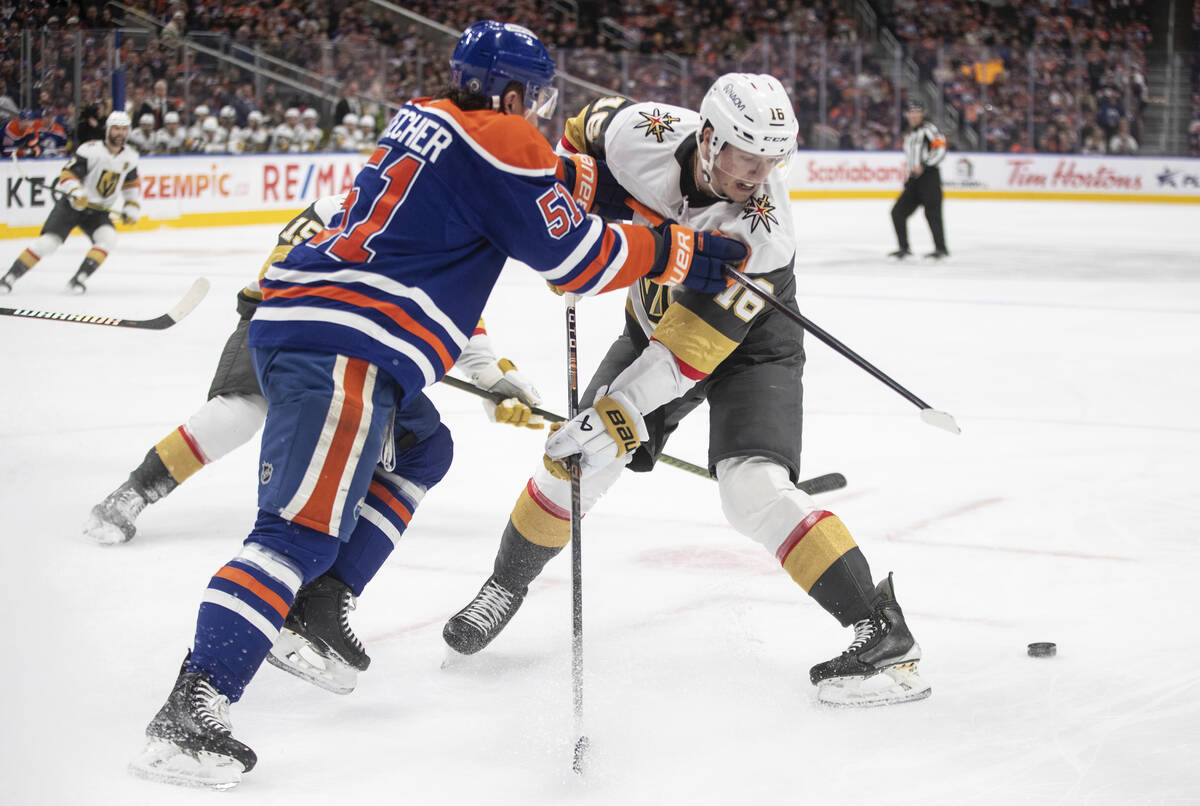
left=59, top=140, right=140, bottom=208
left=560, top=97, right=798, bottom=380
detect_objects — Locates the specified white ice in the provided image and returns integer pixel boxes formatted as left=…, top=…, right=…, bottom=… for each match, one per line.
left=2, top=199, right=1198, bottom=804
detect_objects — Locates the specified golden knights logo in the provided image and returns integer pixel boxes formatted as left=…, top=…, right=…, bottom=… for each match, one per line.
left=741, top=194, right=779, bottom=233
left=634, top=108, right=680, bottom=143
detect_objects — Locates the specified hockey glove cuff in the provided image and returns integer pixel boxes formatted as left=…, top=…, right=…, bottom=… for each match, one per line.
left=69, top=187, right=89, bottom=211
left=542, top=390, right=647, bottom=478
left=647, top=222, right=747, bottom=295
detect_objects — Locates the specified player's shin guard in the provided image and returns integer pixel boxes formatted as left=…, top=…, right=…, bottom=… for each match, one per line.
left=189, top=519, right=337, bottom=702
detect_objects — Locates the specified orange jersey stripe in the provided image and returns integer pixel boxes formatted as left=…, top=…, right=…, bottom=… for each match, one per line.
left=295, top=358, right=370, bottom=529
left=559, top=226, right=618, bottom=292
left=368, top=480, right=414, bottom=524
left=600, top=224, right=659, bottom=293
left=418, top=99, right=559, bottom=173
left=214, top=565, right=290, bottom=619
left=263, top=284, right=455, bottom=373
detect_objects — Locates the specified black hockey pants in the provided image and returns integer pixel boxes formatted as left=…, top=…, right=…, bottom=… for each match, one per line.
left=891, top=168, right=946, bottom=252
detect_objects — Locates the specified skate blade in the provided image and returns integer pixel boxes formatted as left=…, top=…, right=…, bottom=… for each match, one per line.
left=83, top=513, right=133, bottom=545
left=266, top=630, right=357, bottom=695
left=816, top=661, right=932, bottom=708
left=127, top=738, right=242, bottom=790
left=440, top=645, right=472, bottom=670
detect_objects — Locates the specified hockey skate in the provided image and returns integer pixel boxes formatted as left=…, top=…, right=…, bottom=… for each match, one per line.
left=443, top=576, right=526, bottom=656
left=128, top=654, right=256, bottom=790
left=887, top=248, right=913, bottom=259
left=0, top=275, right=12, bottom=294
left=924, top=249, right=950, bottom=260
left=266, top=573, right=369, bottom=694
left=67, top=275, right=88, bottom=294
left=83, top=479, right=148, bottom=544
left=809, top=573, right=931, bottom=707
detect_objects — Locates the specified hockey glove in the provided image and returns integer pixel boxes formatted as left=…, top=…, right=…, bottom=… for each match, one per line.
left=68, top=187, right=89, bottom=211
left=473, top=358, right=545, bottom=430
left=647, top=222, right=747, bottom=295
left=543, top=389, right=647, bottom=479
left=121, top=201, right=141, bottom=225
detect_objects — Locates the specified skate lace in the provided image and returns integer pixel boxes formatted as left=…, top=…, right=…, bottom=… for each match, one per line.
left=458, top=581, right=515, bottom=634
left=339, top=590, right=365, bottom=653
left=191, top=678, right=233, bottom=736
left=115, top=486, right=147, bottom=519
left=844, top=617, right=878, bottom=655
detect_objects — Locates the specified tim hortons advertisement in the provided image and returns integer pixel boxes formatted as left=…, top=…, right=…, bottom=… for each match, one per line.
left=1, top=153, right=365, bottom=238
left=790, top=152, right=1200, bottom=202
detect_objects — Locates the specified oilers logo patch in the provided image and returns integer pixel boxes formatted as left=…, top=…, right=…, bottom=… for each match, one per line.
left=634, top=108, right=681, bottom=143
left=741, top=194, right=779, bottom=233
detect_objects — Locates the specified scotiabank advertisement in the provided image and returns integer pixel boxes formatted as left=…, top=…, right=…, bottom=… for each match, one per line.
left=790, top=152, right=1200, bottom=201
left=1, top=153, right=366, bottom=236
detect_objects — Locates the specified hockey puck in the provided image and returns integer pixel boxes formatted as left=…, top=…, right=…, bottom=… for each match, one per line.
left=1027, top=642, right=1057, bottom=657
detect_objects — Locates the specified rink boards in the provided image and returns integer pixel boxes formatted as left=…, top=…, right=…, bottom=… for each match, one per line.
left=2, top=150, right=1198, bottom=240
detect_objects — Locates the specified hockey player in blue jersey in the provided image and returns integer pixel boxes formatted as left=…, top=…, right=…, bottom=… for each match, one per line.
left=129, top=20, right=749, bottom=789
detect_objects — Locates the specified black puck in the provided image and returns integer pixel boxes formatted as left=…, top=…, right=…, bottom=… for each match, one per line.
left=1027, top=642, right=1057, bottom=657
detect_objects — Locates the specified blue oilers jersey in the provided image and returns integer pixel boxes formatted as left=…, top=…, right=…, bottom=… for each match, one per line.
left=250, top=98, right=660, bottom=401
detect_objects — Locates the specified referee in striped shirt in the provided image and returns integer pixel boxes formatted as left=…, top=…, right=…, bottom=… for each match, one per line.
left=889, top=101, right=948, bottom=259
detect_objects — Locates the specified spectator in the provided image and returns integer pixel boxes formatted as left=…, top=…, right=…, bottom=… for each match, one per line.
left=129, top=113, right=157, bottom=154
left=139, top=79, right=178, bottom=128
left=1109, top=117, right=1138, bottom=154
left=334, top=80, right=362, bottom=123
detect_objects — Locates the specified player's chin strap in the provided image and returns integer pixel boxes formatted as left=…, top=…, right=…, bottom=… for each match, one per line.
left=623, top=196, right=961, bottom=435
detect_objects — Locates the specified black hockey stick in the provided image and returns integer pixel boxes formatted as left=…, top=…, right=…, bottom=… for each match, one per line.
left=564, top=298, right=590, bottom=775
left=438, top=374, right=847, bottom=495
left=724, top=267, right=961, bottom=434
left=625, top=198, right=960, bottom=435
left=0, top=277, right=210, bottom=329
left=10, top=153, right=123, bottom=217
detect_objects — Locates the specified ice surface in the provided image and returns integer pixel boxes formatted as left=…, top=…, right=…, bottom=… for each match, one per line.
left=2, top=199, right=1198, bottom=804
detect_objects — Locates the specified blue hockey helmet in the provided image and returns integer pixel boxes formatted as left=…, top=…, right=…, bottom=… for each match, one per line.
left=449, top=21, right=558, bottom=119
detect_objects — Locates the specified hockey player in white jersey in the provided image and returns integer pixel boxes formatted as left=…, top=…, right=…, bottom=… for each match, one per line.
left=184, top=104, right=209, bottom=151
left=1, top=110, right=141, bottom=293
left=271, top=107, right=300, bottom=152
left=128, top=112, right=157, bottom=154
left=443, top=73, right=931, bottom=708
left=296, top=108, right=324, bottom=151
left=231, top=110, right=270, bottom=153
left=330, top=112, right=359, bottom=151
left=152, top=111, right=187, bottom=154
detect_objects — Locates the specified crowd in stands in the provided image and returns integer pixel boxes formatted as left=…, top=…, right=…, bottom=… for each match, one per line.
left=1, top=0, right=1197, bottom=157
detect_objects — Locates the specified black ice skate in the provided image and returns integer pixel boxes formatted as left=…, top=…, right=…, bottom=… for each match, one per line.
left=924, top=249, right=950, bottom=259
left=266, top=573, right=368, bottom=694
left=443, top=576, right=526, bottom=656
left=84, top=479, right=148, bottom=544
left=127, top=655, right=256, bottom=790
left=809, top=573, right=931, bottom=707
left=888, top=248, right=913, bottom=259
left=67, top=274, right=88, bottom=293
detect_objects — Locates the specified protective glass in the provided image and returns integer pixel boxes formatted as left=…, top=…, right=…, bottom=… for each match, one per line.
left=526, top=84, right=559, bottom=120
left=712, top=143, right=783, bottom=190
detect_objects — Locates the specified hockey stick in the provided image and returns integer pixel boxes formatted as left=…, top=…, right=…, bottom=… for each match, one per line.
left=564, top=296, right=590, bottom=775
left=0, top=277, right=210, bottom=329
left=10, top=153, right=123, bottom=218
left=625, top=198, right=960, bottom=435
left=437, top=374, right=847, bottom=495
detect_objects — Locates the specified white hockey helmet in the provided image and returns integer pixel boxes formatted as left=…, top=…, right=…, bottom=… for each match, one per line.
left=301, top=108, right=317, bottom=120
left=342, top=113, right=359, bottom=127
left=285, top=107, right=300, bottom=120
left=194, top=104, right=210, bottom=118
left=138, top=112, right=155, bottom=126
left=248, top=110, right=264, bottom=123
left=219, top=104, right=236, bottom=119
left=697, top=73, right=798, bottom=198
left=164, top=110, right=181, bottom=125
left=358, top=114, right=374, bottom=130
left=106, top=110, right=132, bottom=130
left=202, top=115, right=218, bottom=132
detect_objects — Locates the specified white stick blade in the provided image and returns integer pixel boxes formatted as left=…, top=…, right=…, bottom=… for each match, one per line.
left=920, top=408, right=961, bottom=434
left=167, top=278, right=211, bottom=324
